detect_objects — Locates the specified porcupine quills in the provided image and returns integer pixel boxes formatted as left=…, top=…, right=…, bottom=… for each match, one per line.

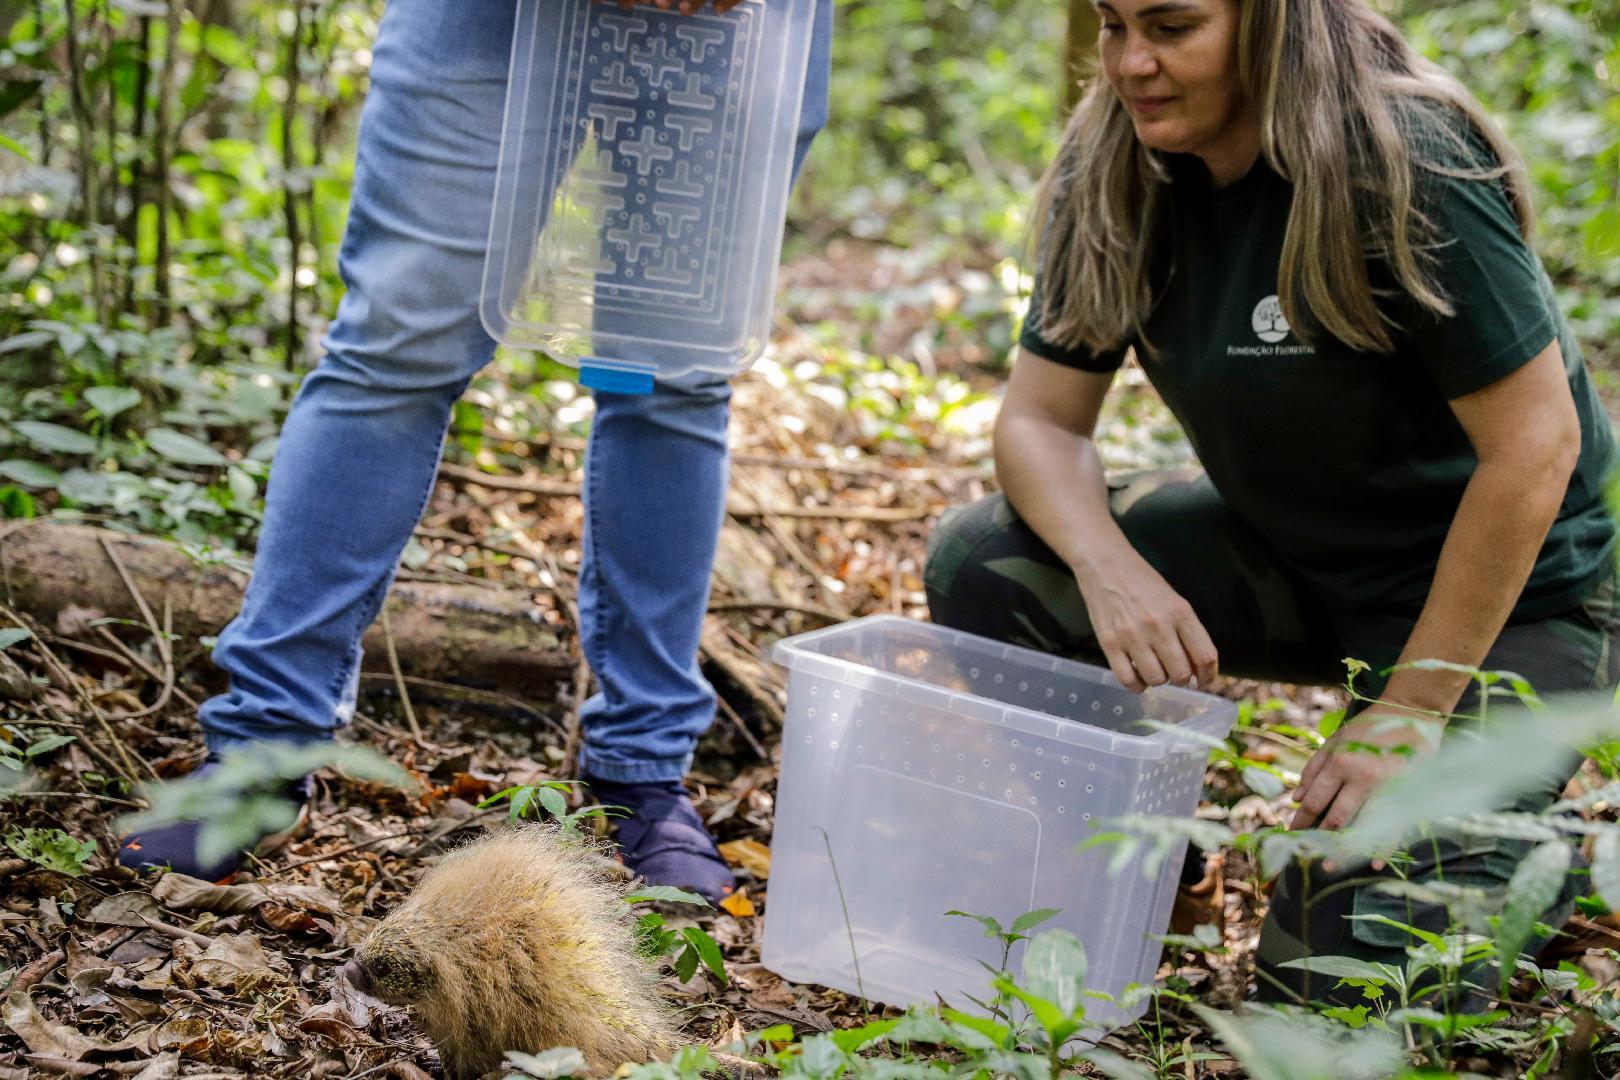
left=344, top=825, right=679, bottom=1078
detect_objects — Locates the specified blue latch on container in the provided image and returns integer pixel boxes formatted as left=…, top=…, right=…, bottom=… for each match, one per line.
left=580, top=364, right=654, bottom=395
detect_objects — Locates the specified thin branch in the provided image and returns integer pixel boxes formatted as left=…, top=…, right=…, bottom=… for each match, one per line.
left=60, top=0, right=107, bottom=323
left=152, top=0, right=180, bottom=323
left=378, top=603, right=424, bottom=744
left=706, top=599, right=850, bottom=623
left=281, top=0, right=306, bottom=370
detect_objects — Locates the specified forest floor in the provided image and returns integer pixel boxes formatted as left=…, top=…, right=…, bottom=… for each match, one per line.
left=0, top=239, right=1614, bottom=1078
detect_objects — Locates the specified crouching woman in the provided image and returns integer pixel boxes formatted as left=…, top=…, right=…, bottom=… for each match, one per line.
left=925, top=0, right=1619, bottom=1006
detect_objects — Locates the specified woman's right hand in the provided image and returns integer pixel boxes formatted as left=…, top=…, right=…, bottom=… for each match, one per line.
left=1073, top=552, right=1218, bottom=693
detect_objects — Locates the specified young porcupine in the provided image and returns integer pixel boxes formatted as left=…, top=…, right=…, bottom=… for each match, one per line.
left=344, top=825, right=677, bottom=1078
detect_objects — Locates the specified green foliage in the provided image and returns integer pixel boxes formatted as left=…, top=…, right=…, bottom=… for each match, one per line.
left=0, top=726, right=74, bottom=772
left=504, top=1047, right=588, bottom=1080
left=477, top=779, right=616, bottom=840
left=793, top=0, right=1064, bottom=249
left=117, top=742, right=415, bottom=867
left=5, top=825, right=95, bottom=876
left=627, top=884, right=726, bottom=986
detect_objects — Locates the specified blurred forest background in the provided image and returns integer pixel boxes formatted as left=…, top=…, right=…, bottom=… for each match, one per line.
left=1, top=3, right=1620, bottom=1078
left=0, top=0, right=1615, bottom=546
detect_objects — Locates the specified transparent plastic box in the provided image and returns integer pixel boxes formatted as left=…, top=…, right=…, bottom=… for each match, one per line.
left=762, top=616, right=1237, bottom=1028
left=481, top=0, right=814, bottom=394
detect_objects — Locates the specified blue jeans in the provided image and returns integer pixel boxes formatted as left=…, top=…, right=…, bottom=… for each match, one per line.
left=198, top=0, right=832, bottom=783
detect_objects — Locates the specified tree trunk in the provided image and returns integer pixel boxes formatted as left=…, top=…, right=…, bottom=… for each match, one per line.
left=0, top=522, right=573, bottom=693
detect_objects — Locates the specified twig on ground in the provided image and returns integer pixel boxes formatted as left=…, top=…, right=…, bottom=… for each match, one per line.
left=95, top=537, right=177, bottom=720
left=701, top=638, right=785, bottom=731
left=139, top=915, right=214, bottom=948
left=711, top=681, right=769, bottom=761
left=0, top=603, right=154, bottom=785
left=726, top=498, right=933, bottom=523
left=707, top=599, right=850, bottom=624
left=379, top=604, right=425, bottom=745
left=439, top=461, right=580, bottom=497
left=353, top=673, right=567, bottom=739
left=730, top=472, right=839, bottom=596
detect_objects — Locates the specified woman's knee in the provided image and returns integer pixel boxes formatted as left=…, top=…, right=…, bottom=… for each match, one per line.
left=925, top=494, right=1091, bottom=653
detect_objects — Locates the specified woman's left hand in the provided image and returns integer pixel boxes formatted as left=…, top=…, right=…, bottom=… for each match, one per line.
left=1289, top=707, right=1445, bottom=831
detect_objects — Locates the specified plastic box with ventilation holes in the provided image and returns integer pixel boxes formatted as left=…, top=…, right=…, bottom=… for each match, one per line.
left=761, top=616, right=1237, bottom=1027
left=480, top=0, right=814, bottom=394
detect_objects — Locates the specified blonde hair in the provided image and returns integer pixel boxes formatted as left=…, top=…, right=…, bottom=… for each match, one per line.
left=1033, top=0, right=1532, bottom=356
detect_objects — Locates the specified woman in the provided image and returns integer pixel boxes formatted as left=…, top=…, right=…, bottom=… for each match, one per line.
left=924, top=0, right=1618, bottom=1006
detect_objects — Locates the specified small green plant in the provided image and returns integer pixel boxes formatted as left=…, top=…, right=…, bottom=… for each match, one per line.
left=478, top=779, right=615, bottom=838
left=626, top=885, right=727, bottom=986
left=0, top=727, right=74, bottom=772
left=5, top=826, right=95, bottom=876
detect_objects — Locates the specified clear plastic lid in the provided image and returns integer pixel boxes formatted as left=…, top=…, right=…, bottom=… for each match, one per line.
left=481, top=0, right=815, bottom=393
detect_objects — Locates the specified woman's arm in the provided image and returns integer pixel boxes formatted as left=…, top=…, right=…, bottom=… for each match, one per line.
left=1291, top=339, right=1582, bottom=830
left=996, top=348, right=1218, bottom=691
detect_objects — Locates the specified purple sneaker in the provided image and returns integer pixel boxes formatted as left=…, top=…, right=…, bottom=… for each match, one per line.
left=117, top=757, right=312, bottom=883
left=585, top=776, right=735, bottom=905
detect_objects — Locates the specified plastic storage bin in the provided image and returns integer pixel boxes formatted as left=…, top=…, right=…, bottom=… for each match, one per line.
left=762, top=616, right=1237, bottom=1028
left=481, top=0, right=814, bottom=394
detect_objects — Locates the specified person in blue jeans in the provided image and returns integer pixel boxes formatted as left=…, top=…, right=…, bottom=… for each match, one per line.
left=117, top=0, right=832, bottom=902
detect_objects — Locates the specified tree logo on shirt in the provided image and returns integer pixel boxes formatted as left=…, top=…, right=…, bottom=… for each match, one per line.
left=1251, top=295, right=1290, bottom=343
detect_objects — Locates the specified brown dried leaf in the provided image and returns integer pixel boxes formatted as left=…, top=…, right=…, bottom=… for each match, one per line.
left=172, top=933, right=286, bottom=992
left=152, top=875, right=270, bottom=915
left=258, top=903, right=324, bottom=936
left=718, top=838, right=771, bottom=879
left=1, top=990, right=148, bottom=1059
left=152, top=1016, right=211, bottom=1056
left=130, top=1052, right=182, bottom=1080
left=86, top=892, right=165, bottom=928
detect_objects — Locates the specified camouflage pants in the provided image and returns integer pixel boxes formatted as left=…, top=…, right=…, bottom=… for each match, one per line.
left=924, top=472, right=1620, bottom=1008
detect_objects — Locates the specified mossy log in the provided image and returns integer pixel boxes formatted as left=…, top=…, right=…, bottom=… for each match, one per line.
left=0, top=521, right=572, bottom=692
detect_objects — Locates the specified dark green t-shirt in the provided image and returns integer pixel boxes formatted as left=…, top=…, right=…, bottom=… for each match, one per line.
left=1022, top=149, right=1617, bottom=620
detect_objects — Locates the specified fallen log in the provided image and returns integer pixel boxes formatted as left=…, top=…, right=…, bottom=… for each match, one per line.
left=0, top=521, right=572, bottom=693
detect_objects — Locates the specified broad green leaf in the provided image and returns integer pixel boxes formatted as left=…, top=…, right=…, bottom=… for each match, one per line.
left=937, top=1008, right=1009, bottom=1047
left=1193, top=1003, right=1403, bottom=1080
left=996, top=979, right=1073, bottom=1041
left=1345, top=912, right=1446, bottom=950
left=624, top=884, right=711, bottom=907
left=0, top=331, right=52, bottom=355
left=1241, top=764, right=1287, bottom=798
left=0, top=628, right=33, bottom=650
left=146, top=428, right=229, bottom=467
left=504, top=1046, right=587, bottom=1079
left=12, top=421, right=97, bottom=455
left=679, top=926, right=727, bottom=983
left=1277, top=954, right=1399, bottom=986
left=84, top=386, right=142, bottom=419
left=23, top=733, right=73, bottom=758
left=1081, top=1048, right=1157, bottom=1080
left=1495, top=840, right=1571, bottom=993
left=1593, top=830, right=1620, bottom=913
left=671, top=942, right=699, bottom=983
left=0, top=459, right=60, bottom=487
left=536, top=785, right=568, bottom=819
left=796, top=1034, right=847, bottom=1080
left=0, top=133, right=30, bottom=161
left=828, top=1017, right=899, bottom=1052
left=1009, top=907, right=1062, bottom=935
left=1021, top=928, right=1087, bottom=1017
left=946, top=909, right=1005, bottom=939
